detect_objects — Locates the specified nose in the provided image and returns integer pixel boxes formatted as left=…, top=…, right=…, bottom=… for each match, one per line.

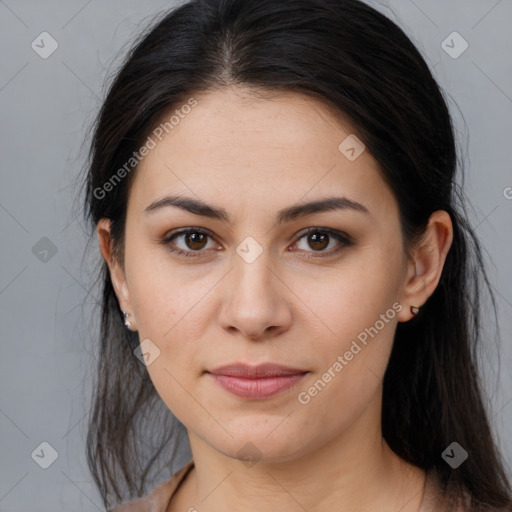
left=217, top=251, right=293, bottom=341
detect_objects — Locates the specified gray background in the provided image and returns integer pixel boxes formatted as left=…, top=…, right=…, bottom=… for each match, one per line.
left=0, top=1, right=511, bottom=510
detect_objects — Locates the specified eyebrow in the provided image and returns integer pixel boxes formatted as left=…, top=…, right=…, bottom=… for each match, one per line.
left=144, top=195, right=369, bottom=223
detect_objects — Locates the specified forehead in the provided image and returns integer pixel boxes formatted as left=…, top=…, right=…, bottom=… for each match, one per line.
left=129, top=86, right=395, bottom=218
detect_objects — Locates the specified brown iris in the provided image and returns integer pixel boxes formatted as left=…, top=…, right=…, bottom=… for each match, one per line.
left=307, top=231, right=329, bottom=251
left=185, top=232, right=208, bottom=250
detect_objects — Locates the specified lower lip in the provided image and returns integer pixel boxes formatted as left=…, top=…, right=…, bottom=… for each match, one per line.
left=207, top=373, right=307, bottom=399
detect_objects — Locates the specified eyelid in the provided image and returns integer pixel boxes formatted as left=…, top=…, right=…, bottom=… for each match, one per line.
left=161, top=226, right=218, bottom=252
left=289, top=227, right=353, bottom=258
left=295, top=226, right=353, bottom=245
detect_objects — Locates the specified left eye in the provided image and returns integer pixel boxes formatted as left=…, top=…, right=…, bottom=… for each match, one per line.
left=291, top=228, right=351, bottom=257
left=162, top=227, right=352, bottom=258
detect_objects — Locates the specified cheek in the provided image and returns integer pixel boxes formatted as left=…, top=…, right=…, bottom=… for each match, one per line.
left=294, top=311, right=397, bottom=440
left=293, top=250, right=401, bottom=353
left=126, top=242, right=210, bottom=339
left=124, top=250, right=212, bottom=375
left=291, top=246, right=402, bottom=409
left=130, top=279, right=206, bottom=425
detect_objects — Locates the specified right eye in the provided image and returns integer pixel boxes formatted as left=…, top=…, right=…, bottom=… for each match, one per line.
left=161, top=227, right=219, bottom=258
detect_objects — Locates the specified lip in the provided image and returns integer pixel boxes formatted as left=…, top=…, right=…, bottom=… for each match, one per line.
left=208, top=363, right=308, bottom=378
left=206, top=363, right=309, bottom=399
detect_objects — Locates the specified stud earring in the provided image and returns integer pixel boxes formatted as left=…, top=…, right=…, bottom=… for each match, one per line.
left=410, top=305, right=420, bottom=315
left=122, top=311, right=132, bottom=328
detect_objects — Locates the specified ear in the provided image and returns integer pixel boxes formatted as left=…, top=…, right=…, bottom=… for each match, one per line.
left=97, top=219, right=134, bottom=323
left=397, top=210, right=453, bottom=322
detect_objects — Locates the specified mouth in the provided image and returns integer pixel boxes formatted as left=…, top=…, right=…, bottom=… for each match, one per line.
left=205, top=363, right=309, bottom=399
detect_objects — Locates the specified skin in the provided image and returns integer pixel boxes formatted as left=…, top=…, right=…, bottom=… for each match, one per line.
left=97, top=85, right=453, bottom=512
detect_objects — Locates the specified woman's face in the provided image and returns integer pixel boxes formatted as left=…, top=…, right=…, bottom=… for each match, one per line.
left=104, top=86, right=418, bottom=463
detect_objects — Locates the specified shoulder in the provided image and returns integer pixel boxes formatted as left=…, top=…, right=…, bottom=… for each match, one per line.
left=108, top=460, right=194, bottom=512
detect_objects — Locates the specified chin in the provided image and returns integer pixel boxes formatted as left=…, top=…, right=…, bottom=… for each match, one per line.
left=210, top=423, right=313, bottom=464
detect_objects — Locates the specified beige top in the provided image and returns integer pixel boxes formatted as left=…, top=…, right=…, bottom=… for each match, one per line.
left=107, top=460, right=488, bottom=512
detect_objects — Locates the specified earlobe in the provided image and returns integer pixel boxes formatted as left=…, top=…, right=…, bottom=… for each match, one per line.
left=398, top=210, right=453, bottom=322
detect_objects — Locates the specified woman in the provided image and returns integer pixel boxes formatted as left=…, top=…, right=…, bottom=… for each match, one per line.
left=83, top=0, right=512, bottom=510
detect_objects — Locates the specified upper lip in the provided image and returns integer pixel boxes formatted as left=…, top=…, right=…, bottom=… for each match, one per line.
left=207, top=363, right=308, bottom=378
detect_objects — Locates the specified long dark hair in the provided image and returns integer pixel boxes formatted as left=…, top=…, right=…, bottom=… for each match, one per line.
left=82, top=0, right=511, bottom=509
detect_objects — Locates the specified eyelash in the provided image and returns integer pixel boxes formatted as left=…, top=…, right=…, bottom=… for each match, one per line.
left=161, top=227, right=353, bottom=259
